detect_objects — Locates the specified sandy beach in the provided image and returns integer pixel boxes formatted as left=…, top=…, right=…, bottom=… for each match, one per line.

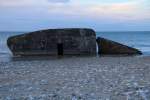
left=0, top=55, right=150, bottom=100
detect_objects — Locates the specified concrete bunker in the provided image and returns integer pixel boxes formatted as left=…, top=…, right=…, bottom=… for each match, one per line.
left=7, top=28, right=97, bottom=56
left=7, top=28, right=142, bottom=56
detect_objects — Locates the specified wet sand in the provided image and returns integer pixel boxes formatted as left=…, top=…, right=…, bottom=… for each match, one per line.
left=0, top=56, right=150, bottom=100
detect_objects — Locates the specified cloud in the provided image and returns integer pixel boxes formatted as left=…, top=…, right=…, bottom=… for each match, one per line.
left=1, top=0, right=149, bottom=21
left=0, top=0, right=69, bottom=7
left=0, top=0, right=41, bottom=7
left=47, top=1, right=150, bottom=21
left=48, top=0, right=69, bottom=3
left=0, top=0, right=150, bottom=31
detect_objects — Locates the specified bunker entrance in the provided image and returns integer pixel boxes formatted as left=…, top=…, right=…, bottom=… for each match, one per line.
left=57, top=43, right=63, bottom=56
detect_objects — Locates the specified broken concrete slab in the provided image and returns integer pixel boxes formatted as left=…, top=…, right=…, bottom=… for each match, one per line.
left=96, top=37, right=142, bottom=55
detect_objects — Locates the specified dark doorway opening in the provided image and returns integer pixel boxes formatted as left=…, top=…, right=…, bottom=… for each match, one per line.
left=57, top=43, right=63, bottom=56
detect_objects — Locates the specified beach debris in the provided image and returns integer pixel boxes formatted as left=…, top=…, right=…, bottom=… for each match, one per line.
left=7, top=28, right=97, bottom=56
left=96, top=37, right=142, bottom=55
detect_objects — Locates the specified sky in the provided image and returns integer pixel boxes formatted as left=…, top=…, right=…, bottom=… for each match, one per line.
left=0, top=0, right=150, bottom=31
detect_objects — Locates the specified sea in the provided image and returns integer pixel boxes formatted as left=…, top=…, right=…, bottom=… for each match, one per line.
left=0, top=31, right=150, bottom=61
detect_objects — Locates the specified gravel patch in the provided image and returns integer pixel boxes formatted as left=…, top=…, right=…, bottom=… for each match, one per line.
left=0, top=56, right=150, bottom=100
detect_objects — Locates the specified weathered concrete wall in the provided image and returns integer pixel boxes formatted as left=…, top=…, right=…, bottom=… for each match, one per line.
left=7, top=28, right=97, bottom=56
left=96, top=37, right=142, bottom=55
